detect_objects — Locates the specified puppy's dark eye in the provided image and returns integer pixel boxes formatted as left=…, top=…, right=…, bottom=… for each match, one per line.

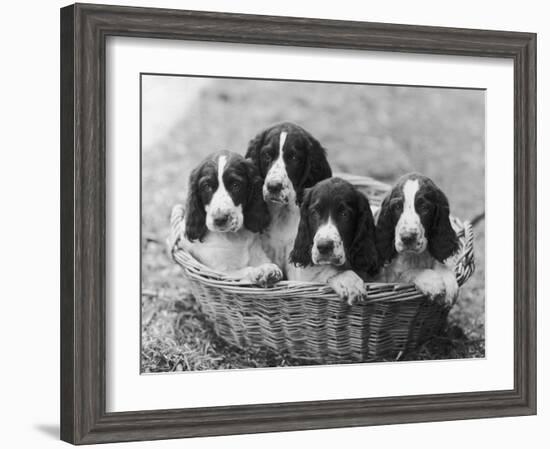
left=261, top=152, right=272, bottom=163
left=416, top=199, right=430, bottom=211
left=390, top=198, right=402, bottom=211
left=230, top=182, right=241, bottom=191
left=202, top=183, right=213, bottom=192
left=287, top=152, right=297, bottom=161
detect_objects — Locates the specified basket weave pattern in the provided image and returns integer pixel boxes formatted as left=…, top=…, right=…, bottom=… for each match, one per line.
left=171, top=174, right=475, bottom=363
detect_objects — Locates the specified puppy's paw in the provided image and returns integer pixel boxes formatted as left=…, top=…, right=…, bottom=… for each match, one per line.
left=329, top=270, right=367, bottom=306
left=413, top=270, right=446, bottom=303
left=249, top=263, right=283, bottom=288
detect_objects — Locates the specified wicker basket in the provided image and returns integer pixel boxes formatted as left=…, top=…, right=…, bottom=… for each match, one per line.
left=170, top=173, right=475, bottom=363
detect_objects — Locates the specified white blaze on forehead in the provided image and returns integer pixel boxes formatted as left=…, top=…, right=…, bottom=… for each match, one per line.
left=279, top=131, right=287, bottom=154
left=204, top=154, right=244, bottom=232
left=271, top=131, right=287, bottom=168
left=217, top=155, right=227, bottom=185
left=395, top=178, right=425, bottom=248
left=206, top=155, right=231, bottom=212
left=403, top=179, right=420, bottom=215
left=205, top=154, right=241, bottom=223
left=264, top=130, right=295, bottom=203
left=213, top=155, right=229, bottom=206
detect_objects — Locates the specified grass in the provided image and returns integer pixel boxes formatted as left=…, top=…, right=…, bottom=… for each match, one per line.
left=141, top=77, right=486, bottom=373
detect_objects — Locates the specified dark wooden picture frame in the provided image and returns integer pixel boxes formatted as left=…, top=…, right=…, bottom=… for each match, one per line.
left=60, top=3, right=536, bottom=445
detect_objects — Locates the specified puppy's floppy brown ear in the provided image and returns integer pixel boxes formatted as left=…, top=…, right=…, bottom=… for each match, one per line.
left=289, top=188, right=314, bottom=267
left=428, top=187, right=459, bottom=262
left=184, top=166, right=207, bottom=242
left=243, top=159, right=270, bottom=233
left=375, top=190, right=398, bottom=264
left=349, top=190, right=380, bottom=276
left=245, top=128, right=268, bottom=176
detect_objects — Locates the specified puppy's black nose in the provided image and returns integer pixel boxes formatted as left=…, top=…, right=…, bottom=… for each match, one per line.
left=266, top=181, right=283, bottom=194
left=400, top=230, right=418, bottom=246
left=316, top=239, right=334, bottom=255
left=213, top=214, right=229, bottom=227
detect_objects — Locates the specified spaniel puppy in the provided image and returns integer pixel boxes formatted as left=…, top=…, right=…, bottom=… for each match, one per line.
left=245, top=122, right=332, bottom=276
left=376, top=173, right=460, bottom=305
left=289, top=178, right=379, bottom=304
left=172, top=151, right=283, bottom=287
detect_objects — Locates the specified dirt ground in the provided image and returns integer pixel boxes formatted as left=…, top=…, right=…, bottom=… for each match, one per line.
left=141, top=76, right=486, bottom=372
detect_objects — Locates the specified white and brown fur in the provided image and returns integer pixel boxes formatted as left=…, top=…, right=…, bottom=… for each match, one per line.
left=376, top=173, right=460, bottom=305
left=171, top=151, right=283, bottom=287
left=245, top=122, right=332, bottom=277
left=289, top=177, right=380, bottom=304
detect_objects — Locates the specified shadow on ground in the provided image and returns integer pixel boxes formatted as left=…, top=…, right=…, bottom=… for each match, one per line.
left=34, top=424, right=59, bottom=440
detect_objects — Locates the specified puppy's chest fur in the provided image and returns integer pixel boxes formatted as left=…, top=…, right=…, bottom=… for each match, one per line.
left=186, top=229, right=259, bottom=271
left=288, top=263, right=344, bottom=283
left=383, top=251, right=435, bottom=281
left=261, top=202, right=300, bottom=274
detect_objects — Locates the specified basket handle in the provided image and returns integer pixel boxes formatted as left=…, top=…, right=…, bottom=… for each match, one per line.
left=455, top=220, right=475, bottom=286
left=168, top=204, right=186, bottom=255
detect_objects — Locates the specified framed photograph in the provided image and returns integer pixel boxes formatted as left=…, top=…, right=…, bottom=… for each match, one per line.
left=60, top=3, right=536, bottom=445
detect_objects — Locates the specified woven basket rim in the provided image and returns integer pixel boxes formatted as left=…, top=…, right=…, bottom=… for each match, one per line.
left=172, top=223, right=471, bottom=292
left=169, top=174, right=476, bottom=305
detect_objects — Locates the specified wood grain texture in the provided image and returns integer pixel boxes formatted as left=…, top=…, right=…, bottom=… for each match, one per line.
left=60, top=3, right=537, bottom=445
left=60, top=5, right=75, bottom=443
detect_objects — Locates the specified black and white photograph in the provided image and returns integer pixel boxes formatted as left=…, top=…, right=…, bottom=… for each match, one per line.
left=141, top=75, right=485, bottom=373
left=1, top=0, right=542, bottom=446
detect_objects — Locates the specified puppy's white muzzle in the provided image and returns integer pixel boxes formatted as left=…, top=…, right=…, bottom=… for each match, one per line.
left=205, top=189, right=243, bottom=233
left=263, top=163, right=295, bottom=205
left=206, top=209, right=242, bottom=233
left=311, top=219, right=346, bottom=266
left=395, top=218, right=427, bottom=254
left=395, top=229, right=427, bottom=253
